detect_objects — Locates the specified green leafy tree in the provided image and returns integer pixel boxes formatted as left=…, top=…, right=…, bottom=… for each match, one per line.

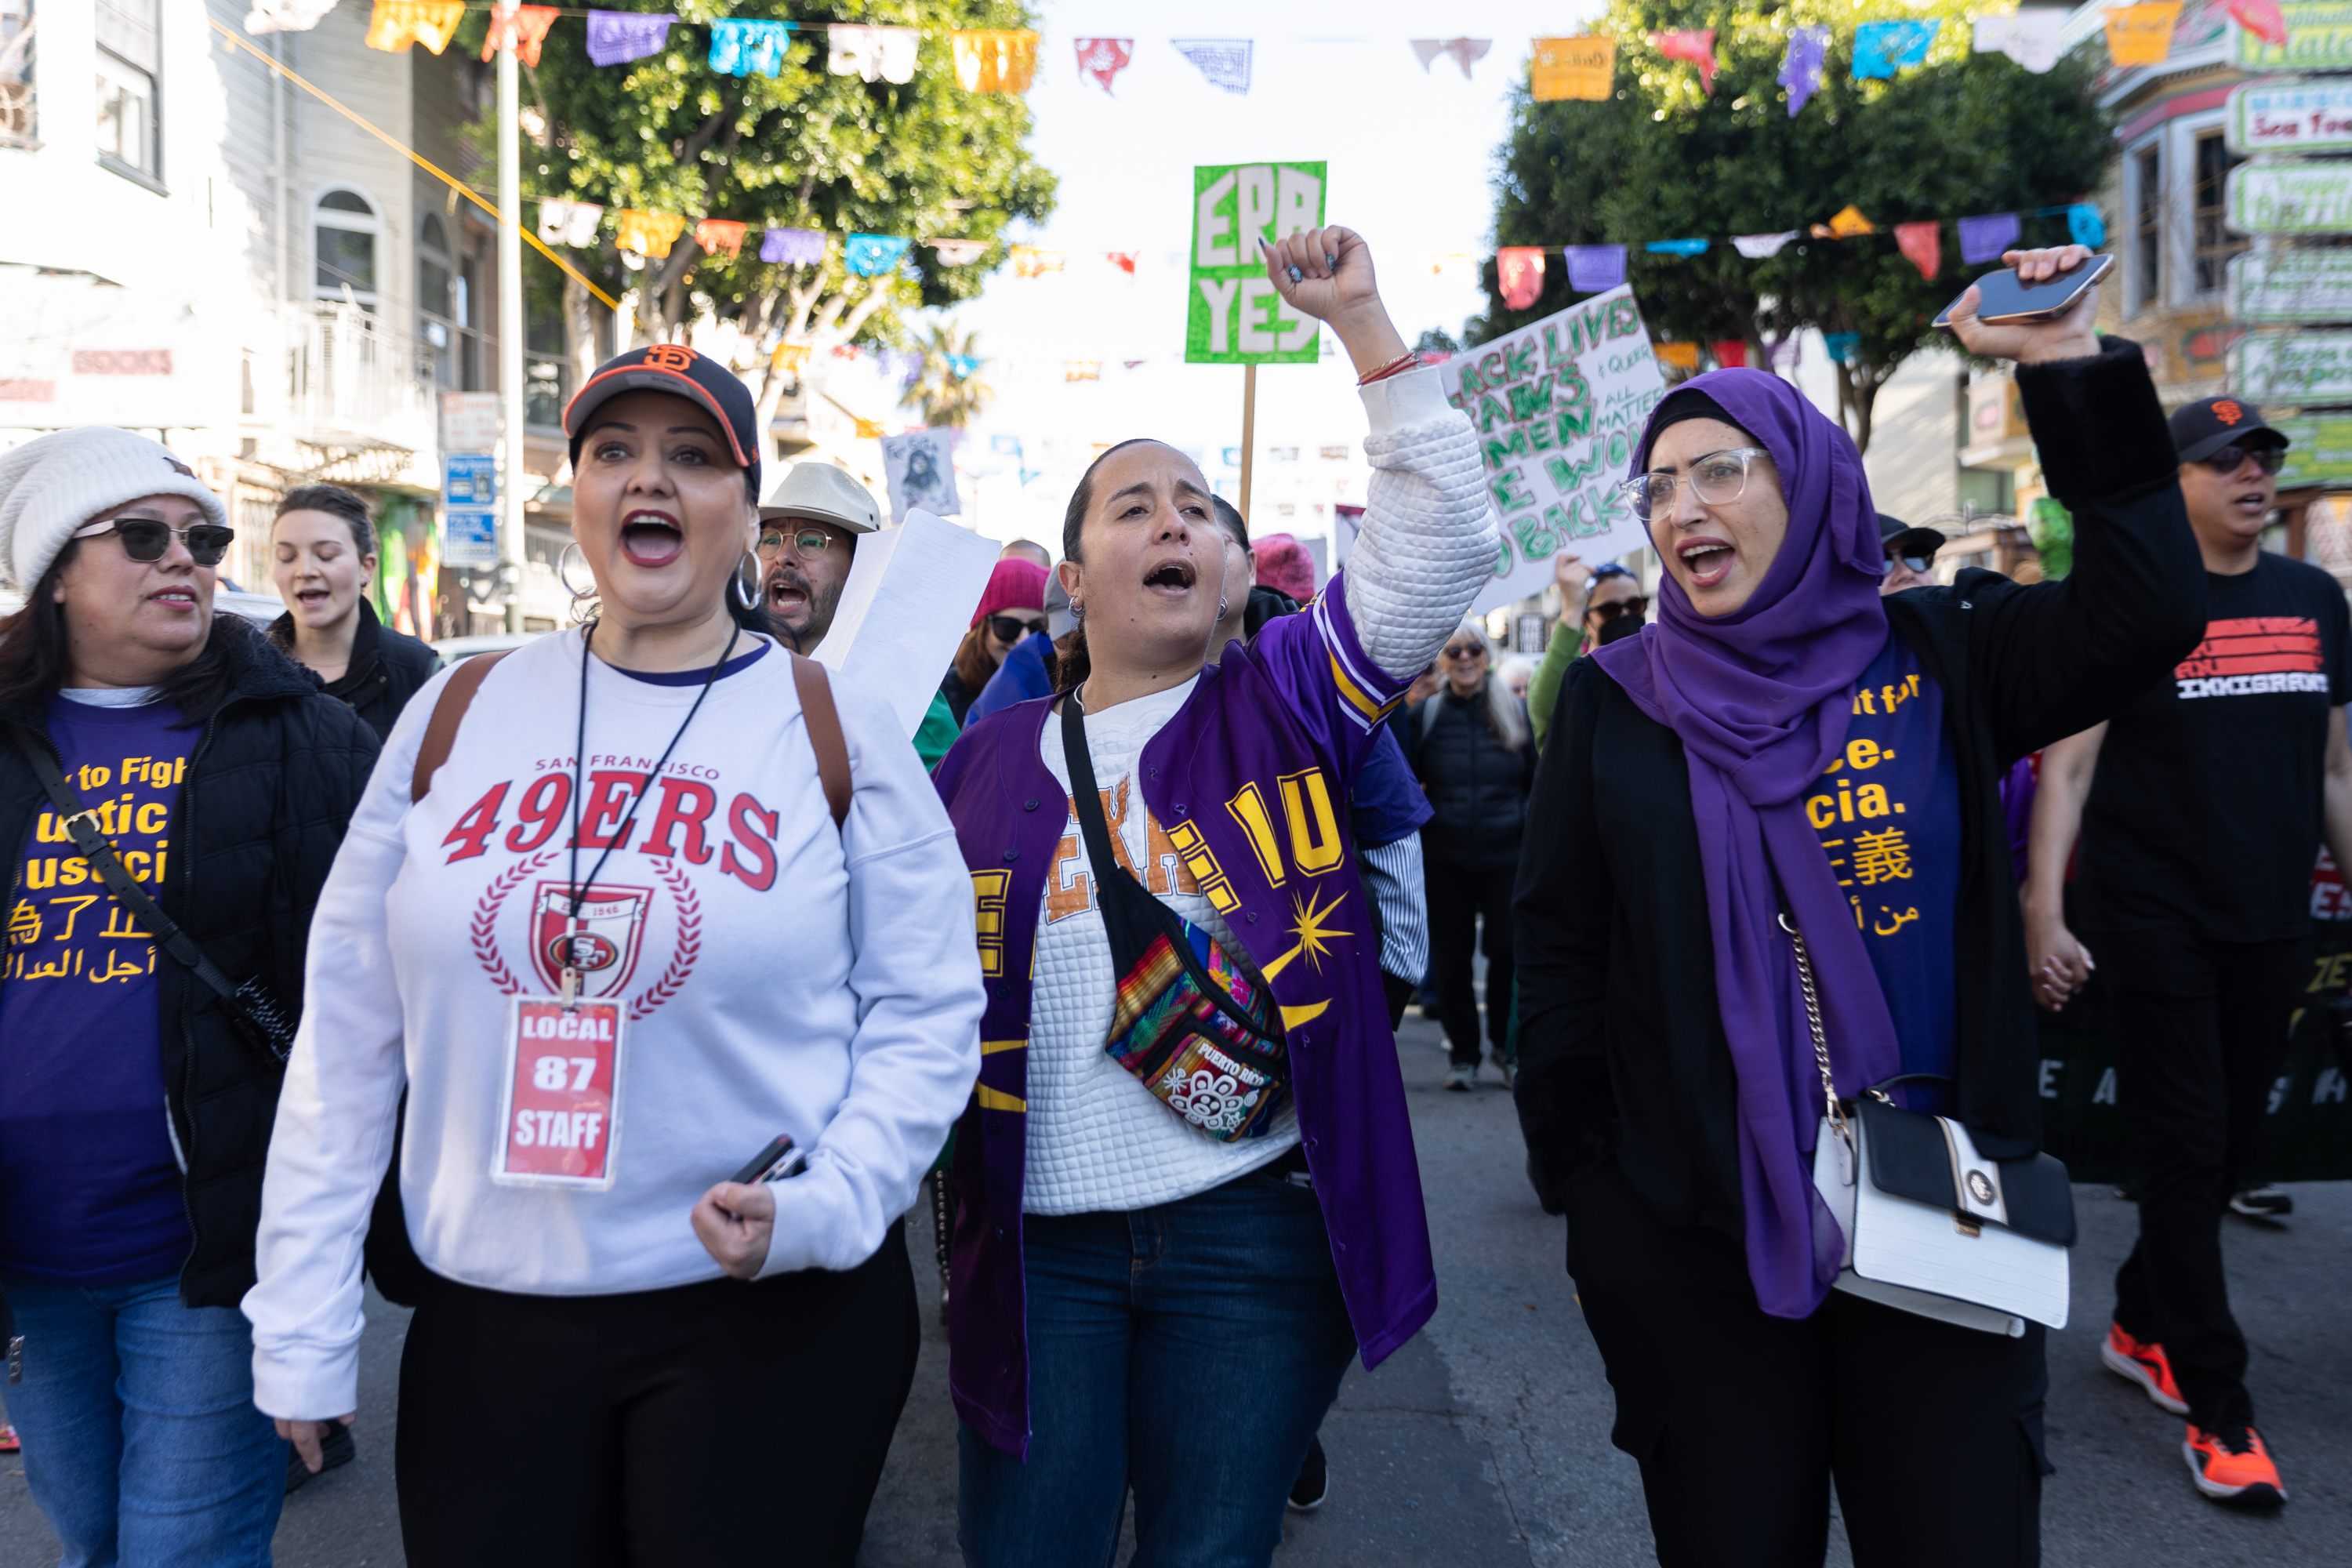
left=475, top=0, right=1054, bottom=437
left=903, top=319, right=993, bottom=426
left=1474, top=2, right=2112, bottom=450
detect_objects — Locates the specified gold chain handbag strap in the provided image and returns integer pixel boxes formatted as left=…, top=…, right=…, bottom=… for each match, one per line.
left=1778, top=912, right=1849, bottom=1145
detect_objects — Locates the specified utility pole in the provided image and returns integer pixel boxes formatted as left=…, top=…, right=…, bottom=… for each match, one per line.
left=497, top=37, right=527, bottom=633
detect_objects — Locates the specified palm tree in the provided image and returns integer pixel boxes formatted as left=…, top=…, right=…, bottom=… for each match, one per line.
left=903, top=321, right=994, bottom=429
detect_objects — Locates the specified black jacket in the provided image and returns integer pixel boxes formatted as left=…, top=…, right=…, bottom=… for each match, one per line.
left=0, top=619, right=378, bottom=1322
left=1407, top=687, right=1534, bottom=871
left=269, top=599, right=441, bottom=743
left=1512, top=339, right=2206, bottom=1232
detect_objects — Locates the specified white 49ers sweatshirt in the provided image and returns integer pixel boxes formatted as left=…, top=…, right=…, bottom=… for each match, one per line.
left=243, top=633, right=984, bottom=1421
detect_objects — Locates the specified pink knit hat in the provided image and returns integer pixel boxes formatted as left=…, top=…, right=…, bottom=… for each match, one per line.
left=1251, top=533, right=1316, bottom=602
left=971, top=557, right=1047, bottom=628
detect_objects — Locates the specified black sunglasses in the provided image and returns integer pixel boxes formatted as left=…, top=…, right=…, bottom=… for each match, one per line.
left=987, top=615, right=1045, bottom=643
left=76, top=517, right=234, bottom=568
left=1589, top=595, right=1648, bottom=623
left=1442, top=642, right=1487, bottom=660
left=1886, top=547, right=1937, bottom=573
left=2197, top=442, right=2285, bottom=477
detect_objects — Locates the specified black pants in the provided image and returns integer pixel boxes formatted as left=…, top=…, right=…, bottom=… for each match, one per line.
left=1426, top=861, right=1515, bottom=1066
left=1566, top=1163, right=2048, bottom=1568
left=396, top=1221, right=917, bottom=1566
left=2096, top=925, right=2303, bottom=1430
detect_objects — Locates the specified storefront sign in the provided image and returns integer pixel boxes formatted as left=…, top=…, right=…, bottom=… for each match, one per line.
left=2274, top=415, right=2352, bottom=487
left=2233, top=251, right=2352, bottom=323
left=2226, top=162, right=2352, bottom=234
left=442, top=508, right=499, bottom=568
left=2231, top=330, right=2352, bottom=401
left=2234, top=1, right=2352, bottom=68
left=2227, top=79, right=2352, bottom=154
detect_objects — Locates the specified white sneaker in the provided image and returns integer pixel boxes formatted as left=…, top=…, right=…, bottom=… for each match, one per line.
left=1444, top=1065, right=1476, bottom=1091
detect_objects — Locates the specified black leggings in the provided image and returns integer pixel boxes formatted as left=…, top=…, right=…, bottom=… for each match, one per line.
left=396, top=1221, right=917, bottom=1567
left=1566, top=1163, right=2049, bottom=1568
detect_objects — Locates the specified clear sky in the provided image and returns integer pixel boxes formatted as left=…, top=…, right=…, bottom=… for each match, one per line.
left=922, top=2, right=1605, bottom=554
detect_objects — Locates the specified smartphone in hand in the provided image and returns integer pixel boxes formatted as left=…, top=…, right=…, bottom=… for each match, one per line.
left=729, top=1135, right=806, bottom=1185
left=1933, top=255, right=2113, bottom=331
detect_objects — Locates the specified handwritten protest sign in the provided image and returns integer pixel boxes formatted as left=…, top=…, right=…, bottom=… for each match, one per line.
left=1186, top=162, right=1327, bottom=365
left=1437, top=284, right=1667, bottom=613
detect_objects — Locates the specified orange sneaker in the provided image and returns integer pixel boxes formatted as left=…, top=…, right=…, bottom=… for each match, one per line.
left=2183, top=1423, right=2287, bottom=1506
left=2103, top=1323, right=2189, bottom=1415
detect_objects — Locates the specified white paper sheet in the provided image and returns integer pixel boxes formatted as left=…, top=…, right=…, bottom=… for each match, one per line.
left=811, top=509, right=999, bottom=739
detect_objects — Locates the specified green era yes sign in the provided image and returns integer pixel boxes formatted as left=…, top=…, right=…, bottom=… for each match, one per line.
left=1187, top=162, right=1327, bottom=365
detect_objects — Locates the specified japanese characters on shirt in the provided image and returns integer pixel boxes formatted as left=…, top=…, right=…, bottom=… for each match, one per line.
left=6, top=748, right=185, bottom=988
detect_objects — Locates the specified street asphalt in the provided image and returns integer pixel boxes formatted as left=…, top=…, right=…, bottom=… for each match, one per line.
left=0, top=1011, right=2344, bottom=1565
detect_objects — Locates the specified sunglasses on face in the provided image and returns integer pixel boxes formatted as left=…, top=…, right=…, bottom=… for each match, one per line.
left=2196, top=443, right=2285, bottom=477
left=757, top=527, right=835, bottom=561
left=1443, top=642, right=1487, bottom=661
left=986, top=615, right=1045, bottom=643
left=74, top=517, right=234, bottom=568
left=1589, top=595, right=1648, bottom=623
left=1886, top=548, right=1937, bottom=574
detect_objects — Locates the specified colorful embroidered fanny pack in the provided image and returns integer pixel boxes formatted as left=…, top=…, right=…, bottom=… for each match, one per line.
left=1062, top=694, right=1289, bottom=1141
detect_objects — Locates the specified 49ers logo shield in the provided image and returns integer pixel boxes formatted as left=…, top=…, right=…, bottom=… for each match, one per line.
left=530, top=883, right=652, bottom=999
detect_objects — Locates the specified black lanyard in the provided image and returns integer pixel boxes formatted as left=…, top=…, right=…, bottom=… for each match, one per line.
left=557, top=617, right=740, bottom=1004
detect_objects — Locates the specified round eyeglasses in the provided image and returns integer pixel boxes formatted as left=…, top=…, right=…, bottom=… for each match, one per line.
left=757, top=527, right=836, bottom=562
left=1617, top=448, right=1769, bottom=523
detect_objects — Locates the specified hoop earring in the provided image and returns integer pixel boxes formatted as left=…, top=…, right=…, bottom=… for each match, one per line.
left=728, top=549, right=762, bottom=612
left=1069, top=602, right=1084, bottom=622
left=557, top=542, right=597, bottom=604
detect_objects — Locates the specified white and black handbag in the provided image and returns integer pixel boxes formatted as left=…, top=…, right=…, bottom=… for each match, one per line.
left=1782, top=914, right=2075, bottom=1337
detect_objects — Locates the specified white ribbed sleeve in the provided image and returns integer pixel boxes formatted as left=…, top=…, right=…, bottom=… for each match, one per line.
left=1345, top=368, right=1500, bottom=681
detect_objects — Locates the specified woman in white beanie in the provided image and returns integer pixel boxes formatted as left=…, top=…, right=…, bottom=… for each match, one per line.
left=0, top=427, right=378, bottom=1561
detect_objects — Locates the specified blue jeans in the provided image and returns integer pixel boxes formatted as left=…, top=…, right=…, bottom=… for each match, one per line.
left=0, top=1269, right=285, bottom=1567
left=957, top=1164, right=1358, bottom=1568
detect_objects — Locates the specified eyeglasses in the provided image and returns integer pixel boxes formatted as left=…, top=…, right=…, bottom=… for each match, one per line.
left=1617, top=448, right=1769, bottom=523
left=986, top=615, right=1045, bottom=643
left=757, top=527, right=835, bottom=561
left=1442, top=642, right=1487, bottom=661
left=1887, top=550, right=1936, bottom=575
left=1589, top=595, right=1648, bottom=623
left=2196, top=443, right=2285, bottom=477
left=74, top=517, right=234, bottom=568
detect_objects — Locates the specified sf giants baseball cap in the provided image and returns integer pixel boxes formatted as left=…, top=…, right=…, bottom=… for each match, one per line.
left=2169, top=396, right=2288, bottom=465
left=564, top=343, right=761, bottom=497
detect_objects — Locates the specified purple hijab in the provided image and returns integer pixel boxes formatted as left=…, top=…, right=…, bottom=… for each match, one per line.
left=1591, top=368, right=1901, bottom=1319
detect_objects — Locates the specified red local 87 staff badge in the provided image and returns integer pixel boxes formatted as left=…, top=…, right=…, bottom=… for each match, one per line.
left=495, top=997, right=628, bottom=1189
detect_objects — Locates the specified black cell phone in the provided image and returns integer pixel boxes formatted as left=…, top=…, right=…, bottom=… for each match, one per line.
left=728, top=1135, right=805, bottom=1185
left=1932, top=254, right=2114, bottom=331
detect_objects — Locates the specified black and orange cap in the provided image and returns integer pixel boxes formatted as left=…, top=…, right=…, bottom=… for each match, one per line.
left=2169, top=395, right=2286, bottom=465
left=564, top=343, right=761, bottom=496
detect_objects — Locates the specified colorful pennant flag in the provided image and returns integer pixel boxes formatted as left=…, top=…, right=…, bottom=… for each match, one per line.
left=536, top=198, right=604, bottom=248
left=1711, top=341, right=1748, bottom=368
left=1011, top=246, right=1065, bottom=278
left=1894, top=220, right=1942, bottom=280
left=2229, top=0, right=2290, bottom=46
left=828, top=24, right=918, bottom=83
left=2104, top=3, right=2182, bottom=66
left=1565, top=244, right=1627, bottom=292
left=760, top=227, right=826, bottom=266
left=1123, top=359, right=1147, bottom=371
left=1497, top=248, right=1546, bottom=309
left=1768, top=337, right=1801, bottom=372
left=1732, top=231, right=1798, bottom=259
left=709, top=18, right=793, bottom=78
left=1812, top=205, right=1876, bottom=239
left=615, top=209, right=687, bottom=259
left=1410, top=39, right=1494, bottom=79
left=1973, top=10, right=2064, bottom=73
left=1075, top=38, right=1134, bottom=93
left=953, top=30, right=1040, bottom=93
left=771, top=343, right=813, bottom=372
left=365, top=2, right=466, bottom=55
left=1105, top=252, right=1138, bottom=275
left=1650, top=30, right=1719, bottom=93
left=927, top=239, right=989, bottom=266
left=1824, top=332, right=1860, bottom=363
left=1173, top=39, right=1254, bottom=95
left=1655, top=342, right=1700, bottom=371
left=2068, top=203, right=2107, bottom=248
left=585, top=9, right=674, bottom=67
left=1646, top=238, right=1711, bottom=256
left=854, top=417, right=887, bottom=440
left=1780, top=27, right=1829, bottom=115
left=693, top=219, right=747, bottom=261
left=947, top=355, right=982, bottom=379
left=1065, top=361, right=1102, bottom=383
left=1853, top=19, right=1940, bottom=79
left=1532, top=37, right=1616, bottom=102
left=1957, top=212, right=2021, bottom=265
left=845, top=234, right=913, bottom=277
left=481, top=4, right=558, bottom=67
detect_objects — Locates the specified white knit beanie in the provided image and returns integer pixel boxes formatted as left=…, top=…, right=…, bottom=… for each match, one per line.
left=0, top=428, right=230, bottom=594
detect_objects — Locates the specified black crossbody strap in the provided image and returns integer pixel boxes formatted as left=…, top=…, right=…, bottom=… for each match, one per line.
left=1059, top=693, right=1276, bottom=1045
left=9, top=724, right=263, bottom=1034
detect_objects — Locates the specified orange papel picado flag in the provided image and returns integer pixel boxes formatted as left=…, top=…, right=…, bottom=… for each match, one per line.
left=693, top=220, right=748, bottom=262
left=2104, top=2, right=2183, bottom=66
left=1654, top=342, right=1700, bottom=372
left=365, top=0, right=466, bottom=55
left=481, top=5, right=559, bottom=67
left=1532, top=37, right=1616, bottom=101
left=953, top=30, right=1040, bottom=93
left=615, top=209, right=688, bottom=260
left=1810, top=205, right=1875, bottom=240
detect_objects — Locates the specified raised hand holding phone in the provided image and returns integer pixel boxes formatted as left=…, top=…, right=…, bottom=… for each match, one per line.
left=1942, top=245, right=2107, bottom=365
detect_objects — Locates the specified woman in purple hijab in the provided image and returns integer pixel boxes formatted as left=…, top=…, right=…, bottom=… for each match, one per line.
left=1513, top=248, right=2207, bottom=1566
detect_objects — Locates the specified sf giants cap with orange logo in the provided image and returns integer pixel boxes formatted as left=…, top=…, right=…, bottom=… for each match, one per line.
left=2169, top=395, right=2288, bottom=465
left=563, top=343, right=761, bottom=497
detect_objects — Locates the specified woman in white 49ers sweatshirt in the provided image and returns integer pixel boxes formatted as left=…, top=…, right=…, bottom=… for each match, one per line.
left=241, top=347, right=984, bottom=1564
